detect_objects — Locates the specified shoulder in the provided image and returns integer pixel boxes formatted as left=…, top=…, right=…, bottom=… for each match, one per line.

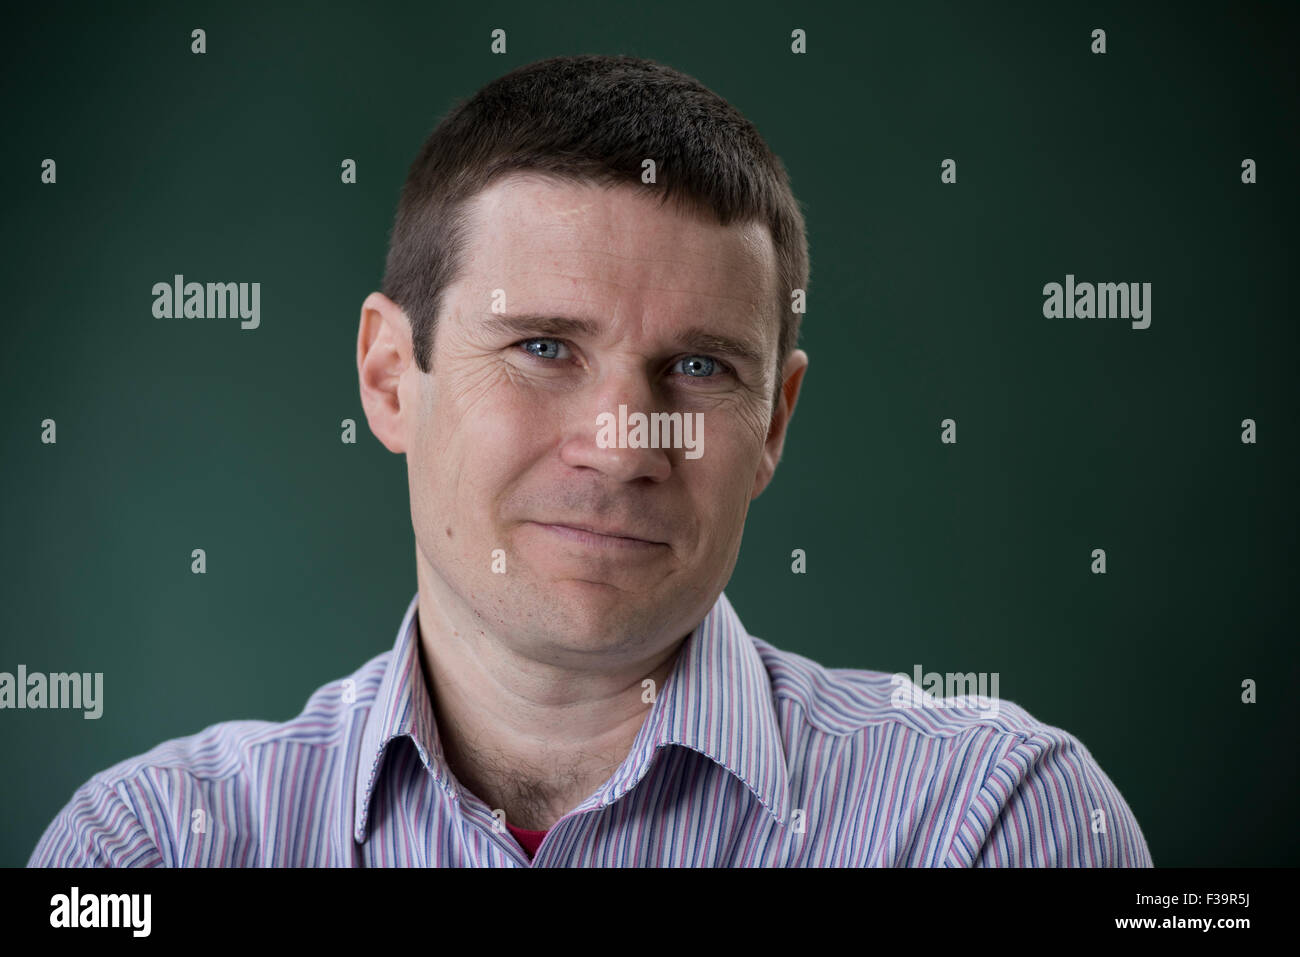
left=749, top=636, right=1152, bottom=866
left=28, top=650, right=391, bottom=867
left=97, top=649, right=390, bottom=784
left=749, top=635, right=1039, bottom=740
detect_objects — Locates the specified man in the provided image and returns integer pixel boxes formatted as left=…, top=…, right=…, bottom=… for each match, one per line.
left=29, top=54, right=1150, bottom=867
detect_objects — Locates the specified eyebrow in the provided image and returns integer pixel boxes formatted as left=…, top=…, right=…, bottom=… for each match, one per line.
left=480, top=313, right=768, bottom=370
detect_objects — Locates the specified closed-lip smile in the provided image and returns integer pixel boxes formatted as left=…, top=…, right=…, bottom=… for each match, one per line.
left=531, top=522, right=666, bottom=549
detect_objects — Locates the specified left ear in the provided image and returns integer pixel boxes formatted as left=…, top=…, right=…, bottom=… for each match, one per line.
left=751, top=349, right=809, bottom=500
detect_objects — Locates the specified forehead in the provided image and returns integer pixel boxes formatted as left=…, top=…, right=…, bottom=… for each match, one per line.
left=453, top=172, right=778, bottom=342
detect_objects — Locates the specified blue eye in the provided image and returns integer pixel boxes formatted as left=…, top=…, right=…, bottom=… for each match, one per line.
left=674, top=356, right=719, bottom=377
left=521, top=338, right=567, bottom=359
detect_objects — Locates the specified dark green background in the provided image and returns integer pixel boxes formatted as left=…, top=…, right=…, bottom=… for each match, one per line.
left=2, top=0, right=1295, bottom=867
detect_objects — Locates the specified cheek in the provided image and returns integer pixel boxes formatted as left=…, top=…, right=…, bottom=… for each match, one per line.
left=698, top=418, right=764, bottom=487
left=683, top=429, right=760, bottom=540
left=440, top=358, right=559, bottom=436
left=422, top=385, right=554, bottom=521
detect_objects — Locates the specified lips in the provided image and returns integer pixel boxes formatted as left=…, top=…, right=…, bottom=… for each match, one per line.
left=558, top=522, right=659, bottom=542
left=531, top=521, right=666, bottom=549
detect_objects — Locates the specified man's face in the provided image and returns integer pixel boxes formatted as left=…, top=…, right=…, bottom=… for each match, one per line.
left=365, top=172, right=805, bottom=667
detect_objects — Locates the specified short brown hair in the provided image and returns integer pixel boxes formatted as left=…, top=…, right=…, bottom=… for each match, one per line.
left=381, top=54, right=809, bottom=412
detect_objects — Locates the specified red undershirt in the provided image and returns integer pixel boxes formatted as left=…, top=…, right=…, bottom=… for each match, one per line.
left=505, top=822, right=549, bottom=860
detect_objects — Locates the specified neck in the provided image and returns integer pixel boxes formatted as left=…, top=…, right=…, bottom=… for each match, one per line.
left=413, top=585, right=684, bottom=832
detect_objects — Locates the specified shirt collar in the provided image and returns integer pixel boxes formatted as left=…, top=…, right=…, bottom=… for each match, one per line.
left=354, top=592, right=442, bottom=843
left=354, top=589, right=790, bottom=844
left=597, top=589, right=791, bottom=827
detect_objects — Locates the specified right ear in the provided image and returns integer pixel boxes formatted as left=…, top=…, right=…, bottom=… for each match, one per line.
left=357, top=291, right=413, bottom=454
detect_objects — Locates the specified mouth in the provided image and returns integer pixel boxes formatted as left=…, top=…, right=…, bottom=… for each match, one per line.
left=530, top=522, right=666, bottom=550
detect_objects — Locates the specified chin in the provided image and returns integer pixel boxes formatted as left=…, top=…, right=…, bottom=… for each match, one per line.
left=524, top=580, right=657, bottom=647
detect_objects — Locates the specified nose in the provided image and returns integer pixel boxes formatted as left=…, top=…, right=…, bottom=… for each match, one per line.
left=559, top=367, right=673, bottom=483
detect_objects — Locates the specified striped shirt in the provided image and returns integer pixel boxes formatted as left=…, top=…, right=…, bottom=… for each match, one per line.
left=28, top=590, right=1152, bottom=867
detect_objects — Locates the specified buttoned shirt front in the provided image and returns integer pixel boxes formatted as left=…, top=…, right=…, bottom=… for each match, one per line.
left=29, top=590, right=1152, bottom=866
